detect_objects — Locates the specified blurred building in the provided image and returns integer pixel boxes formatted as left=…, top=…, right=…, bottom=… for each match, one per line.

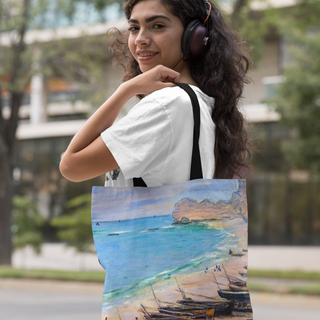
left=1, top=0, right=318, bottom=244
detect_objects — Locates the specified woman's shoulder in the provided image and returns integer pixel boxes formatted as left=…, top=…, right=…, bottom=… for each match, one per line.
left=127, top=84, right=214, bottom=122
left=146, top=84, right=214, bottom=108
left=146, top=85, right=188, bottom=106
left=128, top=86, right=189, bottom=118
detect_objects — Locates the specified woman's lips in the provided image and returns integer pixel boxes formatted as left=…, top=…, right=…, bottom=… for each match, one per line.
left=137, top=52, right=159, bottom=61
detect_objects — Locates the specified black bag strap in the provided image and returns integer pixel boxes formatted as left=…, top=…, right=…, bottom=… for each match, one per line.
left=175, top=82, right=203, bottom=180
left=133, top=176, right=147, bottom=187
left=133, top=82, right=203, bottom=187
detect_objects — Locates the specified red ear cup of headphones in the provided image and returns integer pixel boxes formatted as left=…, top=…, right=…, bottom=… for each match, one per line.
left=181, top=20, right=209, bottom=59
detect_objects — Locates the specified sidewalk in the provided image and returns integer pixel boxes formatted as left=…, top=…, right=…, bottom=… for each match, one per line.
left=12, top=243, right=104, bottom=271
left=248, top=246, right=320, bottom=272
left=11, top=244, right=320, bottom=272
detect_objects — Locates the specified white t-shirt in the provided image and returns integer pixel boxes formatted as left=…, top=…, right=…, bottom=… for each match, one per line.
left=101, top=84, right=215, bottom=187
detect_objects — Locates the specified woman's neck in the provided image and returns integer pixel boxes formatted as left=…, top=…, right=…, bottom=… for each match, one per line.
left=173, top=60, right=199, bottom=87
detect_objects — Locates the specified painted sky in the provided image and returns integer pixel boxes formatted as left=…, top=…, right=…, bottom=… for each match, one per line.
left=91, top=179, right=241, bottom=221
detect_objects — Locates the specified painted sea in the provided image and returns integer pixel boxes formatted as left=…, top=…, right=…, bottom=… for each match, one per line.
left=91, top=179, right=253, bottom=320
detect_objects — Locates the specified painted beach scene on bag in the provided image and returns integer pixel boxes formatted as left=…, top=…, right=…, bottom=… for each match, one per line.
left=91, top=179, right=252, bottom=320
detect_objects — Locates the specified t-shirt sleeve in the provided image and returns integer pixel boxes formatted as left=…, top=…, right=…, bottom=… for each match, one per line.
left=100, top=96, right=172, bottom=180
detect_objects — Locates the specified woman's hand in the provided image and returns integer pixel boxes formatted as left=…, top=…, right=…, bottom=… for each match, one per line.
left=124, top=65, right=180, bottom=97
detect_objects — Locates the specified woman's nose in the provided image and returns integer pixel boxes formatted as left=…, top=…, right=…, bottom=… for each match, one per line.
left=135, top=29, right=151, bottom=46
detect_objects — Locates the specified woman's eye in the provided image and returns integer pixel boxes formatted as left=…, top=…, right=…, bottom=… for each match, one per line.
left=128, top=24, right=164, bottom=32
left=153, top=24, right=165, bottom=29
left=128, top=26, right=138, bottom=32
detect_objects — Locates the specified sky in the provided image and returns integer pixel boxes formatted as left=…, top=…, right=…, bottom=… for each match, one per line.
left=91, top=179, right=241, bottom=221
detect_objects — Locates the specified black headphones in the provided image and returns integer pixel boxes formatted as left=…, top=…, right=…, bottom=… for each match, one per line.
left=181, top=1, right=211, bottom=59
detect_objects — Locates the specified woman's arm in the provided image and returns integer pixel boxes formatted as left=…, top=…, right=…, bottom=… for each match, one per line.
left=60, top=65, right=180, bottom=182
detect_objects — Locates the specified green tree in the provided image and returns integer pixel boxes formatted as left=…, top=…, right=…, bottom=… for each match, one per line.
left=275, top=30, right=320, bottom=171
left=0, top=0, right=31, bottom=266
left=51, top=193, right=93, bottom=253
left=12, top=195, right=45, bottom=253
left=0, top=0, right=122, bottom=265
left=225, top=0, right=320, bottom=244
left=272, top=5, right=320, bottom=243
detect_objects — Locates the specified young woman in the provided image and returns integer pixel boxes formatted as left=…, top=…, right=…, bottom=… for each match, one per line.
left=60, top=0, right=252, bottom=186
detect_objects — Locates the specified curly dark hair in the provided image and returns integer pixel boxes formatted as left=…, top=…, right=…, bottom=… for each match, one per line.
left=108, top=0, right=253, bottom=179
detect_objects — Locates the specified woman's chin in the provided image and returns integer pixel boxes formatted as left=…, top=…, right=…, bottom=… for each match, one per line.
left=139, top=63, right=157, bottom=73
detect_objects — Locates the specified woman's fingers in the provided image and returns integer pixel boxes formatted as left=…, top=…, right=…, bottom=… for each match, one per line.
left=134, top=65, right=180, bottom=94
left=158, top=66, right=180, bottom=83
left=126, top=65, right=181, bottom=96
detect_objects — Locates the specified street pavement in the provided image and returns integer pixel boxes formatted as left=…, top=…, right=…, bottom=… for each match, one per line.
left=3, top=245, right=320, bottom=319
left=252, top=292, right=320, bottom=320
left=0, top=278, right=103, bottom=320
left=1, top=279, right=320, bottom=320
left=0, top=288, right=102, bottom=320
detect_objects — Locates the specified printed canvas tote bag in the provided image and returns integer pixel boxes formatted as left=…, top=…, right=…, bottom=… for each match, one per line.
left=91, top=83, right=253, bottom=320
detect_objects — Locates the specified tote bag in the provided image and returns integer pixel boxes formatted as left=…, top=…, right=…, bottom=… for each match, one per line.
left=91, top=83, right=253, bottom=320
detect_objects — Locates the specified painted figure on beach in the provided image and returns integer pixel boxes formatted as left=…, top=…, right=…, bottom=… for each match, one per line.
left=92, top=179, right=252, bottom=320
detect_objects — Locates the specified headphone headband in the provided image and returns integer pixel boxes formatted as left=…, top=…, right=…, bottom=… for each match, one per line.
left=203, top=1, right=212, bottom=26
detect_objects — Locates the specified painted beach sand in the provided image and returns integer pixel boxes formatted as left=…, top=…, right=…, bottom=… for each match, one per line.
left=92, top=179, right=253, bottom=320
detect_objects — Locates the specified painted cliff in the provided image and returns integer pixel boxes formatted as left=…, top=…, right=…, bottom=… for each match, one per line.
left=172, top=180, right=247, bottom=222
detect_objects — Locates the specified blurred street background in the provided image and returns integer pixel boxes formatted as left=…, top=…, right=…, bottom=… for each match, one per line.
left=1, top=245, right=320, bottom=319
left=1, top=0, right=320, bottom=319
